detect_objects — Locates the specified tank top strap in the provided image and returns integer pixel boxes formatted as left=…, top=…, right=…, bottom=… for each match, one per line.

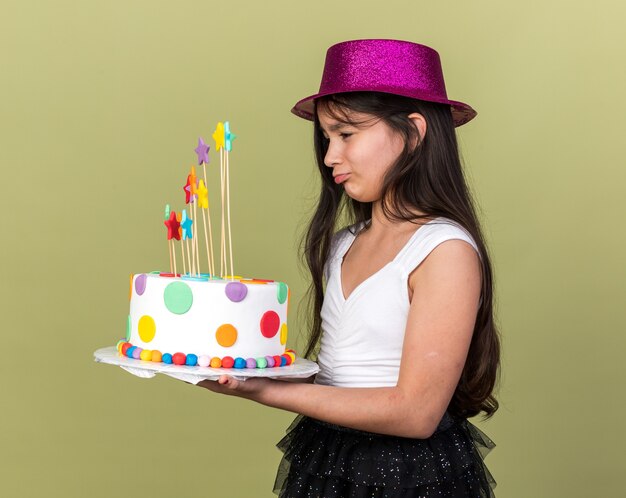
left=394, top=217, right=480, bottom=278
left=323, top=224, right=363, bottom=282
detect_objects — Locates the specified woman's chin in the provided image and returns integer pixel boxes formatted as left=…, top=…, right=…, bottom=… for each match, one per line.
left=341, top=183, right=374, bottom=203
left=342, top=187, right=361, bottom=201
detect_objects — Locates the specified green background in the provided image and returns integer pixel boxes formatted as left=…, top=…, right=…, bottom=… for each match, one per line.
left=2, top=0, right=625, bottom=496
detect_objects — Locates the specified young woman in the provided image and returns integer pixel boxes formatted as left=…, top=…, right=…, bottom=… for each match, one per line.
left=199, top=39, right=500, bottom=498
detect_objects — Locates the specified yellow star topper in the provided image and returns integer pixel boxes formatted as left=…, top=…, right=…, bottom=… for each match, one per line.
left=212, top=122, right=225, bottom=151
left=196, top=179, right=209, bottom=209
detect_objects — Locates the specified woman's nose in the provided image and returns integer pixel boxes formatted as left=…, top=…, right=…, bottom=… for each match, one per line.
left=324, top=142, right=341, bottom=168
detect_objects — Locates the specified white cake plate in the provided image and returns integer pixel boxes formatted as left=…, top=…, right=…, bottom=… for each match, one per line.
left=94, top=346, right=319, bottom=384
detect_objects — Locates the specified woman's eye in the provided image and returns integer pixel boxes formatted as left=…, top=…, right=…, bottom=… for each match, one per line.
left=340, top=133, right=352, bottom=140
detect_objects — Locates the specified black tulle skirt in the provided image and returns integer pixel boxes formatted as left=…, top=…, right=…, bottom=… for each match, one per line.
left=273, top=413, right=496, bottom=498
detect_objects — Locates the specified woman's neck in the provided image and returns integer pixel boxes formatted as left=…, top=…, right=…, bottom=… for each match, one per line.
left=368, top=200, right=429, bottom=234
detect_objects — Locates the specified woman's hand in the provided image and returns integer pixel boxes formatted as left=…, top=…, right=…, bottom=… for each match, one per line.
left=196, top=375, right=273, bottom=402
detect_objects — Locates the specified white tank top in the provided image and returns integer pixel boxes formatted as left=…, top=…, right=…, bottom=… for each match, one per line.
left=314, top=217, right=479, bottom=388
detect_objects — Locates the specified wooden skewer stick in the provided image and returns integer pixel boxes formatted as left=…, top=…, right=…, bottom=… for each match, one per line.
left=193, top=200, right=200, bottom=275
left=187, top=207, right=196, bottom=276
left=208, top=208, right=215, bottom=276
left=226, top=150, right=234, bottom=280
left=183, top=233, right=188, bottom=276
left=172, top=240, right=178, bottom=276
left=201, top=208, right=211, bottom=277
left=181, top=235, right=187, bottom=276
left=219, top=147, right=226, bottom=277
left=168, top=239, right=173, bottom=274
left=186, top=237, right=192, bottom=277
left=202, top=164, right=215, bottom=276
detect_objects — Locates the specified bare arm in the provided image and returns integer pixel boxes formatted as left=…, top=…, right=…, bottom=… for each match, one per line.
left=279, top=375, right=316, bottom=383
left=198, top=240, right=481, bottom=438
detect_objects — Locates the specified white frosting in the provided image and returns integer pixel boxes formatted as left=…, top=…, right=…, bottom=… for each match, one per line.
left=128, top=274, right=289, bottom=359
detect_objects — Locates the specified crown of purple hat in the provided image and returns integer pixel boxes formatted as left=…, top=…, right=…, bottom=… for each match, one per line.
left=291, top=39, right=476, bottom=127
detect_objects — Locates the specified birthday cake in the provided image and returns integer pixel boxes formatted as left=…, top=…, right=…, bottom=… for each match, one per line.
left=116, top=122, right=295, bottom=369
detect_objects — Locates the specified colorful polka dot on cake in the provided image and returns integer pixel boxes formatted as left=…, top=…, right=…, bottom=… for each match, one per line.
left=280, top=323, right=288, bottom=345
left=163, top=281, right=193, bottom=314
left=138, top=315, right=156, bottom=343
left=135, top=274, right=147, bottom=295
left=225, top=281, right=247, bottom=302
left=216, top=324, right=238, bottom=347
left=260, top=311, right=280, bottom=338
left=277, top=282, right=288, bottom=304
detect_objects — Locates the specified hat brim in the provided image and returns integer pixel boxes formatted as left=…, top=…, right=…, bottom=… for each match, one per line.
left=291, top=90, right=477, bottom=127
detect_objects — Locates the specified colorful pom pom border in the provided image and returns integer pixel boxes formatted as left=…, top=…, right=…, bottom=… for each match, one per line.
left=116, top=340, right=296, bottom=369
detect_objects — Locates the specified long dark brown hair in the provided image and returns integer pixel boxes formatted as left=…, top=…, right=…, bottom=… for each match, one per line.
left=301, top=92, right=500, bottom=419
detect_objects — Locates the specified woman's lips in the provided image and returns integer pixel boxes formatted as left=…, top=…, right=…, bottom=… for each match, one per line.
left=334, top=173, right=350, bottom=184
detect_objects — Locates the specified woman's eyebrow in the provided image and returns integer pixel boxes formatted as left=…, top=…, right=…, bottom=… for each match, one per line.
left=320, top=122, right=348, bottom=133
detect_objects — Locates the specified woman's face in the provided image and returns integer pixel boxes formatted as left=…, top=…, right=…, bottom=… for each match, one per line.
left=317, top=107, right=405, bottom=203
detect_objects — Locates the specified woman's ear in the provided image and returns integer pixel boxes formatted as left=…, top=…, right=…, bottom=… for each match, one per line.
left=407, top=112, right=427, bottom=151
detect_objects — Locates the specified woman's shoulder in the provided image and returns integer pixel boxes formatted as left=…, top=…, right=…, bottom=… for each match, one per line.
left=423, top=217, right=479, bottom=252
left=395, top=216, right=480, bottom=276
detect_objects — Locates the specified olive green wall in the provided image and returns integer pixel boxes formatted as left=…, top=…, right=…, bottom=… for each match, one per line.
left=2, top=1, right=624, bottom=496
